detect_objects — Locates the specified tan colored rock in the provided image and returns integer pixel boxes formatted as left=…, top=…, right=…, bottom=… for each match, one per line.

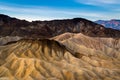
left=0, top=33, right=119, bottom=80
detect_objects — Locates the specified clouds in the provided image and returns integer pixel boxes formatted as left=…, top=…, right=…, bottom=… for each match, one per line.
left=0, top=4, right=106, bottom=21
left=75, top=0, right=120, bottom=12
left=76, top=0, right=120, bottom=5
left=75, top=0, right=120, bottom=16
left=0, top=0, right=120, bottom=21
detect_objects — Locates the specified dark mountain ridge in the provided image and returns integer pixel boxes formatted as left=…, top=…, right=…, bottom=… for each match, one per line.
left=0, top=14, right=120, bottom=38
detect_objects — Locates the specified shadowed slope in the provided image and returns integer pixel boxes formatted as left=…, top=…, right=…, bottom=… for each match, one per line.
left=0, top=36, right=22, bottom=45
left=0, top=39, right=120, bottom=80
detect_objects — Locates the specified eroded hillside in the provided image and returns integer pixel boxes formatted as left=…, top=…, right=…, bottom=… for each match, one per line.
left=53, top=33, right=120, bottom=58
left=0, top=35, right=119, bottom=80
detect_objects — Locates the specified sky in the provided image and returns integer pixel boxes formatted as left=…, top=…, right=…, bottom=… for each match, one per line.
left=0, top=0, right=120, bottom=21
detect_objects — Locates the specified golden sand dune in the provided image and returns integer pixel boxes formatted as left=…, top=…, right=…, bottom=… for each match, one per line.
left=0, top=34, right=120, bottom=80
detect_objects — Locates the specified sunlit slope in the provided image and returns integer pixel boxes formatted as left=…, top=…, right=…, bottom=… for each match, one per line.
left=53, top=33, right=120, bottom=58
left=0, top=39, right=120, bottom=80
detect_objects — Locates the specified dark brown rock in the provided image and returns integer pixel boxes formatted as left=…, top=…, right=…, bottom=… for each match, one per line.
left=0, top=14, right=120, bottom=38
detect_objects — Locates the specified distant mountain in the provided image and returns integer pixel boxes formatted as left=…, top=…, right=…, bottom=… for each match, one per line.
left=95, top=19, right=120, bottom=30
left=0, top=14, right=120, bottom=39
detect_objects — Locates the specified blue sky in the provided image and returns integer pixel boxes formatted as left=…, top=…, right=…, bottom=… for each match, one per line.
left=0, top=0, right=120, bottom=21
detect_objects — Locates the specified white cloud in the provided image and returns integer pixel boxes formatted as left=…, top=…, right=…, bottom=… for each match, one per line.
left=1, top=4, right=119, bottom=21
left=0, top=5, right=106, bottom=21
left=76, top=0, right=120, bottom=5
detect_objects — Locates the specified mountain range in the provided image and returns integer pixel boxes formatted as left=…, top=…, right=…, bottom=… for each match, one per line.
left=95, top=19, right=120, bottom=30
left=0, top=14, right=120, bottom=80
left=0, top=14, right=120, bottom=38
